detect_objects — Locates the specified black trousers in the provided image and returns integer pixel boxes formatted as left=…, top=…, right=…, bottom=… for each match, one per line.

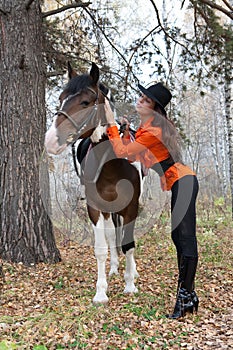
left=171, top=175, right=199, bottom=291
left=171, top=175, right=199, bottom=258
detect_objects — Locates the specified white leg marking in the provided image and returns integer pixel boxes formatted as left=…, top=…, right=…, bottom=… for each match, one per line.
left=124, top=248, right=139, bottom=294
left=105, top=216, right=119, bottom=276
left=93, top=214, right=109, bottom=304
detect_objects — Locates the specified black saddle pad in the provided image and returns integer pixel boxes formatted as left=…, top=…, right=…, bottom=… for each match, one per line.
left=76, top=137, right=91, bottom=164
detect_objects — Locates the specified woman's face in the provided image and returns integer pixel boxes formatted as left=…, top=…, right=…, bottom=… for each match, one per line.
left=136, top=93, right=156, bottom=116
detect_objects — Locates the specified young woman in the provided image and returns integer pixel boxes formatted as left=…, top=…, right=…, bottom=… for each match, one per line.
left=104, top=82, right=199, bottom=319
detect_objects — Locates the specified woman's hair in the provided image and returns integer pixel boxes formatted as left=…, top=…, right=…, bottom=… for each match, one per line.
left=152, top=105, right=183, bottom=163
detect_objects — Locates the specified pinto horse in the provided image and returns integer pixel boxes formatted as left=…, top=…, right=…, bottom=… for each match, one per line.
left=45, top=62, right=141, bottom=303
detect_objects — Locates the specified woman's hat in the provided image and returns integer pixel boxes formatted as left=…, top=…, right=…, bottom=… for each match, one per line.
left=138, top=82, right=172, bottom=114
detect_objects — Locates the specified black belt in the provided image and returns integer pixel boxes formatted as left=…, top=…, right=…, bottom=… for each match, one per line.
left=151, top=157, right=175, bottom=177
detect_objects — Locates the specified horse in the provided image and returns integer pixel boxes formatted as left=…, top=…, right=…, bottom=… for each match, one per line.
left=45, top=62, right=141, bottom=304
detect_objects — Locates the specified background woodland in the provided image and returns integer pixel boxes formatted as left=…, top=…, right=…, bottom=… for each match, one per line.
left=0, top=1, right=233, bottom=348
left=43, top=0, right=233, bottom=239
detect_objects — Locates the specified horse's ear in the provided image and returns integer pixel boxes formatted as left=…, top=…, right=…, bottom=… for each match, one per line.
left=68, top=61, right=77, bottom=79
left=90, top=62, right=99, bottom=85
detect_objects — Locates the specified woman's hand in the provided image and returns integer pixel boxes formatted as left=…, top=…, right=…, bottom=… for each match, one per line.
left=119, top=116, right=130, bottom=137
left=119, top=116, right=130, bottom=129
left=104, top=98, right=116, bottom=125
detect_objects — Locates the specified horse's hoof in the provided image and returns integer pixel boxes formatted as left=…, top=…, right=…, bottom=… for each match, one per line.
left=109, top=268, right=119, bottom=276
left=93, top=294, right=109, bottom=305
left=123, top=286, right=138, bottom=294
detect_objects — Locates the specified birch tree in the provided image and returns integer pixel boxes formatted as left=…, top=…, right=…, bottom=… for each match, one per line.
left=187, top=0, right=233, bottom=215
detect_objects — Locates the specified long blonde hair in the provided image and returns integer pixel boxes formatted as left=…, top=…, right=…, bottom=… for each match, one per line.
left=152, top=106, right=183, bottom=163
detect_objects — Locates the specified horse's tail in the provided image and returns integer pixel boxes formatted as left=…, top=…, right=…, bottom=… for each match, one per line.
left=111, top=213, right=123, bottom=255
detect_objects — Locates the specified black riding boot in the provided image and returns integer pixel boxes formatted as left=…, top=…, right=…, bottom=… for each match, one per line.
left=167, top=256, right=199, bottom=319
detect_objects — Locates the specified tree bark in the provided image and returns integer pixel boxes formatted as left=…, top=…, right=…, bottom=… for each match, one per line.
left=0, top=0, right=61, bottom=264
left=225, top=60, right=233, bottom=219
left=223, top=19, right=233, bottom=218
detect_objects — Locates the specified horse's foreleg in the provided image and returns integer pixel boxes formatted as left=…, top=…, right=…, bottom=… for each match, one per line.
left=106, top=216, right=119, bottom=276
left=93, top=215, right=108, bottom=304
left=124, top=247, right=139, bottom=294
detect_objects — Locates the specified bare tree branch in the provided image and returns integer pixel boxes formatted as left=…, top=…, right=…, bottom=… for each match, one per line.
left=148, top=0, right=194, bottom=56
left=221, top=0, right=233, bottom=12
left=192, top=1, right=209, bottom=23
left=42, top=1, right=91, bottom=18
left=83, top=9, right=127, bottom=62
left=123, top=25, right=161, bottom=99
left=196, top=0, right=233, bottom=20
left=84, top=7, right=165, bottom=88
left=83, top=7, right=140, bottom=83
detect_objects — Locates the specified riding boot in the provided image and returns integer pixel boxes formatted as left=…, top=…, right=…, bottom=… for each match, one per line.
left=176, top=253, right=182, bottom=286
left=178, top=255, right=199, bottom=311
left=167, top=256, right=198, bottom=319
left=191, top=290, right=199, bottom=312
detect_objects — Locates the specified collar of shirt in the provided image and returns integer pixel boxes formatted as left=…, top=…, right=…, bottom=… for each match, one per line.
left=136, top=117, right=155, bottom=137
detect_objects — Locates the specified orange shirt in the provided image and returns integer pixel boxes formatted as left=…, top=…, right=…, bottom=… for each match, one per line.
left=107, top=118, right=196, bottom=191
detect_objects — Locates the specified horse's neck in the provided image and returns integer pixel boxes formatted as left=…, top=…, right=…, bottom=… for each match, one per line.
left=90, top=136, right=115, bottom=159
left=83, top=136, right=115, bottom=184
left=88, top=124, right=120, bottom=167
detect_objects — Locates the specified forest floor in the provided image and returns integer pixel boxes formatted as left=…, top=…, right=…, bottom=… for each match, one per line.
left=0, top=205, right=233, bottom=350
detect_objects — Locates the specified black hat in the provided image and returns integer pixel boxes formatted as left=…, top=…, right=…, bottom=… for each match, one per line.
left=138, top=82, right=172, bottom=114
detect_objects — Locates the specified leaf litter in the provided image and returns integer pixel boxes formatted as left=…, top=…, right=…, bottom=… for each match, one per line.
left=0, top=220, right=232, bottom=349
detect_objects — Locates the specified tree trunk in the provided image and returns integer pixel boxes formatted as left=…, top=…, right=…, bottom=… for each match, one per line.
left=225, top=80, right=233, bottom=219
left=224, top=38, right=233, bottom=219
left=0, top=0, right=61, bottom=264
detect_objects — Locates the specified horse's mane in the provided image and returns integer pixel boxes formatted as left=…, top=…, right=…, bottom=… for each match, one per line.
left=64, top=75, right=113, bottom=101
left=64, top=74, right=94, bottom=95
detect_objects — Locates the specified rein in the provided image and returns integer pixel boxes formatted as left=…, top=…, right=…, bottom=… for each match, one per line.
left=72, top=142, right=81, bottom=179
left=100, top=90, right=136, bottom=134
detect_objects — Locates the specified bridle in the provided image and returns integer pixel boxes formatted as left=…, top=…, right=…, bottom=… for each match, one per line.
left=56, top=110, right=81, bottom=130
left=55, top=85, right=105, bottom=180
left=56, top=86, right=99, bottom=141
left=54, top=84, right=133, bottom=180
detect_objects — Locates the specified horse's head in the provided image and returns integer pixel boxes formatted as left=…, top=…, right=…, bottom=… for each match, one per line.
left=45, top=62, right=107, bottom=155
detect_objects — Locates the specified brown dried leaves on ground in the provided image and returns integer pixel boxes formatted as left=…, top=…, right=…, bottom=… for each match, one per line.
left=0, top=221, right=232, bottom=349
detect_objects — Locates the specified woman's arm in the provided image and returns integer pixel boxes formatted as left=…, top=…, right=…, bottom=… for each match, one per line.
left=104, top=99, right=161, bottom=167
left=104, top=99, right=148, bottom=158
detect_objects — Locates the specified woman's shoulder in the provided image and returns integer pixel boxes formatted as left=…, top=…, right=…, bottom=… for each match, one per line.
left=147, top=125, right=163, bottom=141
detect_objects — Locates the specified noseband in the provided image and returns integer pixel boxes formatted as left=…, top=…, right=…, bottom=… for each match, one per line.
left=56, top=110, right=81, bottom=130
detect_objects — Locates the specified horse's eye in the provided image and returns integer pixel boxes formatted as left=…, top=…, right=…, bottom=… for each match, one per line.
left=80, top=101, right=90, bottom=107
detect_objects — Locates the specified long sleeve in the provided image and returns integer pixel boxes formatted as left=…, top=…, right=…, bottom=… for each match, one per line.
left=106, top=125, right=196, bottom=193
left=107, top=125, right=149, bottom=160
left=107, top=122, right=171, bottom=168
